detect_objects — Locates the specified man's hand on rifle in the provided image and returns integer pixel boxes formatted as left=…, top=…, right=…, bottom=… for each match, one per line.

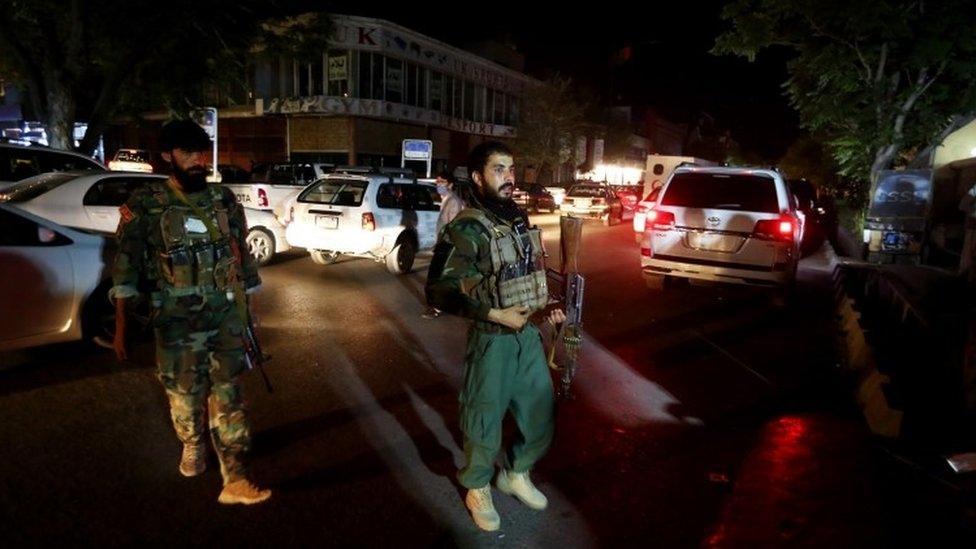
left=113, top=298, right=129, bottom=362
left=489, top=306, right=532, bottom=330
left=545, top=308, right=567, bottom=328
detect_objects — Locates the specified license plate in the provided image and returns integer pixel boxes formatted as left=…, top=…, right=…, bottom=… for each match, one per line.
left=882, top=231, right=908, bottom=250
left=316, top=216, right=338, bottom=229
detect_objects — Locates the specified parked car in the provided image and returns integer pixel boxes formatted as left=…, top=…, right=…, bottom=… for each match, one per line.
left=1, top=172, right=288, bottom=265
left=787, top=178, right=837, bottom=255
left=0, top=203, right=113, bottom=351
left=285, top=169, right=440, bottom=274
left=0, top=142, right=104, bottom=192
left=223, top=162, right=336, bottom=215
left=633, top=186, right=664, bottom=242
left=543, top=184, right=569, bottom=208
left=107, top=148, right=153, bottom=173
left=560, top=183, right=624, bottom=225
left=513, top=183, right=556, bottom=213
left=640, top=165, right=802, bottom=292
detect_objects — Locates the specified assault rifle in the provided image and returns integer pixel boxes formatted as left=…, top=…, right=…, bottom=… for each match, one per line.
left=242, top=311, right=274, bottom=393
left=546, top=215, right=585, bottom=398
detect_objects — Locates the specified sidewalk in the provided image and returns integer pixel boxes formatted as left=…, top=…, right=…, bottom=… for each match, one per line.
left=832, top=226, right=976, bottom=543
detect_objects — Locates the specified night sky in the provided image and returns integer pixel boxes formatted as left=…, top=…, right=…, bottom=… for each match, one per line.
left=328, top=1, right=799, bottom=160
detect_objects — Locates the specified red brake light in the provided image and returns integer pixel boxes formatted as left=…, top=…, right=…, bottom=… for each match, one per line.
left=648, top=209, right=675, bottom=229
left=754, top=216, right=795, bottom=241
left=257, top=188, right=269, bottom=207
left=362, top=212, right=376, bottom=231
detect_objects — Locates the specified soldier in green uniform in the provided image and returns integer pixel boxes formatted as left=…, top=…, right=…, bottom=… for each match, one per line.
left=426, top=141, right=565, bottom=531
left=111, top=120, right=271, bottom=505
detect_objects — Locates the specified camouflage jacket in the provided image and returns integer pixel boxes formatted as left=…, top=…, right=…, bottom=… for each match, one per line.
left=111, top=178, right=260, bottom=301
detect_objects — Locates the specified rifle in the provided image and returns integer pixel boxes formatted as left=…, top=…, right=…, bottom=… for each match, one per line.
left=546, top=215, right=585, bottom=398
left=241, top=306, right=274, bottom=393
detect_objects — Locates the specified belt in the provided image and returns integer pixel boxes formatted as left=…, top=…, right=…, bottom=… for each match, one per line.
left=472, top=320, right=521, bottom=335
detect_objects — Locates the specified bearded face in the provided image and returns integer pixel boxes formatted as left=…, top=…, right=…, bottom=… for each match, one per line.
left=168, top=148, right=210, bottom=192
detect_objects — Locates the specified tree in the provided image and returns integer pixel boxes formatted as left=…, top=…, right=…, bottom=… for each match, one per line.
left=0, top=1, right=332, bottom=153
left=517, top=75, right=589, bottom=184
left=714, top=0, right=976, bottom=198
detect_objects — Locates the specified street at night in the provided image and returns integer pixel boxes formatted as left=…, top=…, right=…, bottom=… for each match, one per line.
left=2, top=215, right=959, bottom=546
left=5, top=1, right=976, bottom=547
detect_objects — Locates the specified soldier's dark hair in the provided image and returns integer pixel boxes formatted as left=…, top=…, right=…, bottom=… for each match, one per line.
left=467, top=141, right=513, bottom=181
left=159, top=119, right=212, bottom=152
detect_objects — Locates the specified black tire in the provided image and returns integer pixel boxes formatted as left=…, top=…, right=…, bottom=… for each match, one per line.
left=246, top=227, right=276, bottom=266
left=310, top=250, right=339, bottom=265
left=386, top=239, right=416, bottom=274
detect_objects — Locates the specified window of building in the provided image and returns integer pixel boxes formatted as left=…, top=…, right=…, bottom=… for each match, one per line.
left=357, top=51, right=372, bottom=99
left=463, top=81, right=475, bottom=121
left=418, top=67, right=428, bottom=109
left=493, top=90, right=506, bottom=125
left=429, top=71, right=443, bottom=112
left=451, top=77, right=462, bottom=118
left=507, top=96, right=519, bottom=127
left=312, top=56, right=324, bottom=95
left=385, top=58, right=403, bottom=103
left=474, top=85, right=486, bottom=123
left=327, top=50, right=348, bottom=96
left=298, top=63, right=310, bottom=96
left=372, top=54, right=384, bottom=100
left=405, top=62, right=417, bottom=106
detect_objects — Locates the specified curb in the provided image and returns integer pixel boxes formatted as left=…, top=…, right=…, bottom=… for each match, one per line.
left=827, top=243, right=904, bottom=438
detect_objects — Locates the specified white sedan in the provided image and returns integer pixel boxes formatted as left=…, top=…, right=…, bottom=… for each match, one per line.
left=0, top=204, right=111, bottom=351
left=1, top=171, right=289, bottom=265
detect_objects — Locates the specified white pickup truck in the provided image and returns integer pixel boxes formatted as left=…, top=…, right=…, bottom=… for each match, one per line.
left=222, top=162, right=333, bottom=215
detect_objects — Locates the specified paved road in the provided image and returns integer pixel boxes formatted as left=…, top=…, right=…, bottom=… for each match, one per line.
left=1, top=214, right=903, bottom=546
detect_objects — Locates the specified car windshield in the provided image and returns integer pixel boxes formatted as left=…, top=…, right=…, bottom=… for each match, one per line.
left=114, top=150, right=149, bottom=163
left=660, top=172, right=780, bottom=213
left=299, top=179, right=368, bottom=206
left=568, top=186, right=605, bottom=197
left=1, top=172, right=79, bottom=202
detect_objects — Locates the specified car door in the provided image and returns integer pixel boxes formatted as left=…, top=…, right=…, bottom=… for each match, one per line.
left=405, top=184, right=440, bottom=249
left=82, top=175, right=157, bottom=233
left=0, top=207, right=76, bottom=343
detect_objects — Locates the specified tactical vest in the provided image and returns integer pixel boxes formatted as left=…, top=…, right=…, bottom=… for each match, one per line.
left=453, top=208, right=549, bottom=312
left=149, top=183, right=237, bottom=296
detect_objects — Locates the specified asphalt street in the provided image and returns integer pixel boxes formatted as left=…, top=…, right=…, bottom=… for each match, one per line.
left=0, top=213, right=918, bottom=547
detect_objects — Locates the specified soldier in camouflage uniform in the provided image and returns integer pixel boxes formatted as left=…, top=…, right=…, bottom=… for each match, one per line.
left=426, top=141, right=566, bottom=531
left=111, top=120, right=271, bottom=505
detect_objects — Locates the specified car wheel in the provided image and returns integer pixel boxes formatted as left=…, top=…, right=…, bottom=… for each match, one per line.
left=386, top=239, right=416, bottom=274
left=310, top=250, right=339, bottom=265
left=246, top=227, right=276, bottom=266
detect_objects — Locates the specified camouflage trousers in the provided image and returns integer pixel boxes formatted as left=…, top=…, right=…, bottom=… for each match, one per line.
left=154, top=293, right=251, bottom=483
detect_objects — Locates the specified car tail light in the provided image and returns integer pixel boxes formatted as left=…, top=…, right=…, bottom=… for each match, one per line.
left=362, top=212, right=376, bottom=231
left=753, top=215, right=796, bottom=241
left=641, top=246, right=651, bottom=257
left=647, top=209, right=676, bottom=229
left=257, top=188, right=269, bottom=207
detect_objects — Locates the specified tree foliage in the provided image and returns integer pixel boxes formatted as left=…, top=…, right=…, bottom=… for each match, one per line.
left=517, top=75, right=589, bottom=184
left=0, top=1, right=332, bottom=153
left=714, top=0, right=976, bottom=196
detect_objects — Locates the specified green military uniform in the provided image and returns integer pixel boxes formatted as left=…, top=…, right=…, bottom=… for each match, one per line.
left=426, top=207, right=554, bottom=489
left=112, top=178, right=260, bottom=483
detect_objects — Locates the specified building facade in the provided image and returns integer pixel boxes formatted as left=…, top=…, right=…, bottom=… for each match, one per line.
left=234, top=14, right=534, bottom=172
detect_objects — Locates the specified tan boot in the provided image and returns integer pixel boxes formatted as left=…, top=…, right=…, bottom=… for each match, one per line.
left=497, top=469, right=548, bottom=510
left=465, top=485, right=500, bottom=531
left=179, top=443, right=206, bottom=477
left=218, top=479, right=272, bottom=505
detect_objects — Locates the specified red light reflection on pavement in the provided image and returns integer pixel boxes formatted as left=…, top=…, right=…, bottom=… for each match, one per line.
left=703, top=414, right=882, bottom=548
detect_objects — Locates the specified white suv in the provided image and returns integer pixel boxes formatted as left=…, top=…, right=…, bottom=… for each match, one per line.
left=285, top=169, right=440, bottom=274
left=640, top=166, right=802, bottom=290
